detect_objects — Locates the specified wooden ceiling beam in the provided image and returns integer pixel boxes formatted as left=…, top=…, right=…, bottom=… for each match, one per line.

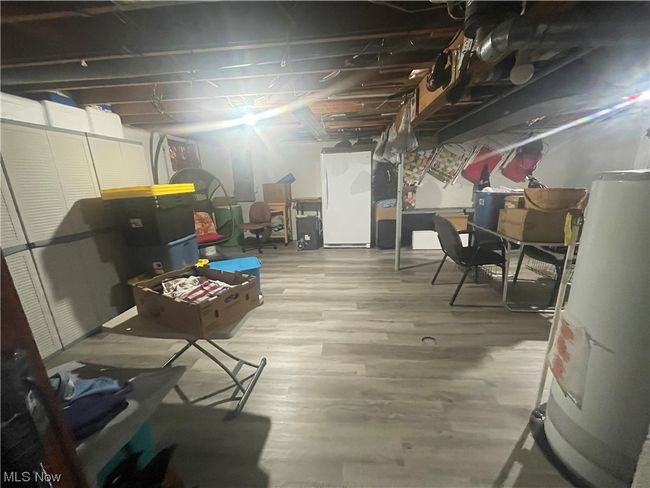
left=65, top=71, right=415, bottom=105
left=1, top=2, right=196, bottom=24
left=324, top=119, right=392, bottom=129
left=17, top=65, right=418, bottom=93
left=4, top=56, right=433, bottom=92
left=120, top=112, right=301, bottom=126
left=110, top=97, right=404, bottom=117
left=2, top=27, right=456, bottom=69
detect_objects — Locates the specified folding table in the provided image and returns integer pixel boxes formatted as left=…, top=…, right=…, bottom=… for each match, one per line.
left=102, top=306, right=266, bottom=416
left=468, top=222, right=579, bottom=313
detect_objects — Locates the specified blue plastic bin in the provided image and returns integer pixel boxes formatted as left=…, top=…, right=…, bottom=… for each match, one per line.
left=473, top=191, right=520, bottom=230
left=131, top=233, right=199, bottom=275
left=209, top=257, right=261, bottom=294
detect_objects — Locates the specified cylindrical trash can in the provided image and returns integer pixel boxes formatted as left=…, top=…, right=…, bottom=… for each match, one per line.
left=544, top=170, right=650, bottom=487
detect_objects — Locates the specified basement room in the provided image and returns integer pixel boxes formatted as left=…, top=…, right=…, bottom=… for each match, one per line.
left=1, top=1, right=649, bottom=487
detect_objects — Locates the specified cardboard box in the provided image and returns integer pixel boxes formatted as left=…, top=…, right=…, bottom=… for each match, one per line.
left=263, top=183, right=292, bottom=203
left=504, top=195, right=525, bottom=209
left=133, top=266, right=259, bottom=338
left=375, top=204, right=397, bottom=221
left=412, top=230, right=438, bottom=250
left=524, top=188, right=587, bottom=212
left=498, top=208, right=567, bottom=243
left=438, top=212, right=468, bottom=231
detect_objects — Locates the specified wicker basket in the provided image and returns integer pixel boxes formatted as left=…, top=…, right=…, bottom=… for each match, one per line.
left=524, top=188, right=587, bottom=212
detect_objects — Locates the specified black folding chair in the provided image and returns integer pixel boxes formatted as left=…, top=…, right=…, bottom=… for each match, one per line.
left=431, top=215, right=506, bottom=306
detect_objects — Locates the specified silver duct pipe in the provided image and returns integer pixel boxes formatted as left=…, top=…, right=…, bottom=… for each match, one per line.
left=477, top=16, right=650, bottom=63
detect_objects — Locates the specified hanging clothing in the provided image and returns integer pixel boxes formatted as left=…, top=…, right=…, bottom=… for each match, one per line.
left=63, top=391, right=129, bottom=440
left=50, top=371, right=125, bottom=404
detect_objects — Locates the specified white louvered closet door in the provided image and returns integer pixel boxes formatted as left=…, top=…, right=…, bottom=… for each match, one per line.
left=1, top=124, right=71, bottom=241
left=88, top=136, right=152, bottom=189
left=5, top=251, right=62, bottom=358
left=87, top=137, right=124, bottom=189
left=46, top=131, right=100, bottom=234
left=120, top=141, right=153, bottom=185
left=1, top=173, right=27, bottom=249
left=31, top=241, right=99, bottom=347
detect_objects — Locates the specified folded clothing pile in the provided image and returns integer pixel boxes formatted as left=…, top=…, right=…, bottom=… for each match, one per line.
left=50, top=371, right=131, bottom=441
left=161, top=275, right=232, bottom=304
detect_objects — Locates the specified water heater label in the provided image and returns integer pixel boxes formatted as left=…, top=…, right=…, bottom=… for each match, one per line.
left=548, top=313, right=591, bottom=408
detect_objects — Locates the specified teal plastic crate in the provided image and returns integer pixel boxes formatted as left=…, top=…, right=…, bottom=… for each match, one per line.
left=209, top=257, right=261, bottom=294
left=96, top=421, right=154, bottom=487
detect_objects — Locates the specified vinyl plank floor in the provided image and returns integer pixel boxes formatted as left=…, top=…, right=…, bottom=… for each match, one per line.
left=48, top=248, right=571, bottom=488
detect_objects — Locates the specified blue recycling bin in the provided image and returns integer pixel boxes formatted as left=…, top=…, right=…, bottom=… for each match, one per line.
left=209, top=257, right=262, bottom=294
left=473, top=191, right=520, bottom=230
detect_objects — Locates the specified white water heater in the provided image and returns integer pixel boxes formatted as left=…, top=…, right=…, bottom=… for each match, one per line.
left=545, top=170, right=650, bottom=487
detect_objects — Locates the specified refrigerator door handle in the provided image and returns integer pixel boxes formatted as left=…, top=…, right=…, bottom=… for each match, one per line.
left=324, top=168, right=329, bottom=209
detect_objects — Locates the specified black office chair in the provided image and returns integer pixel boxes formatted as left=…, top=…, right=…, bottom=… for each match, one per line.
left=431, top=215, right=506, bottom=306
left=513, top=246, right=567, bottom=307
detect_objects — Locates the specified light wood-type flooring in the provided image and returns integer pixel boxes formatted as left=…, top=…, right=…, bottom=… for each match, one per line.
left=49, top=248, right=572, bottom=488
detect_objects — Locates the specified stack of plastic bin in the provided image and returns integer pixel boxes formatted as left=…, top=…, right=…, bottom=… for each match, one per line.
left=101, top=184, right=199, bottom=275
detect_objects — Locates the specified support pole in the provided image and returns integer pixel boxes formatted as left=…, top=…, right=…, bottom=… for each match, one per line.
left=534, top=215, right=582, bottom=406
left=394, top=153, right=404, bottom=271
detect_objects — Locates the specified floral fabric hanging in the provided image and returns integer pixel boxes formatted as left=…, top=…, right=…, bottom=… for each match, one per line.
left=427, top=144, right=469, bottom=184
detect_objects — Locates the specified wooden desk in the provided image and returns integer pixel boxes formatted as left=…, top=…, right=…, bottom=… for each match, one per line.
left=293, top=197, right=322, bottom=216
left=268, top=202, right=292, bottom=245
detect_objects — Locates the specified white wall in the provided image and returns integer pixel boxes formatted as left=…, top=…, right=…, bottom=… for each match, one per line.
left=199, top=129, right=333, bottom=202
left=197, top=129, right=335, bottom=236
left=415, top=107, right=650, bottom=208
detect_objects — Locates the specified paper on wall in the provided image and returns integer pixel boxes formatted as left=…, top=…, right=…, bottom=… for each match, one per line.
left=548, top=311, right=591, bottom=408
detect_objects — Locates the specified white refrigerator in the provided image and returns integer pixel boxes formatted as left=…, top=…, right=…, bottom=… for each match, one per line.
left=320, top=149, right=372, bottom=247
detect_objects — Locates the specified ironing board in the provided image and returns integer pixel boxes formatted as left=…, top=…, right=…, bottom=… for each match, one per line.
left=102, top=306, right=266, bottom=417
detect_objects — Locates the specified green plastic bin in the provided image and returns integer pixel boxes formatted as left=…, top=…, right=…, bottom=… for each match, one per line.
left=214, top=205, right=244, bottom=247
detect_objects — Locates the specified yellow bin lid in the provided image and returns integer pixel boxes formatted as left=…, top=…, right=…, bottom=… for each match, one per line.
left=100, top=183, right=195, bottom=200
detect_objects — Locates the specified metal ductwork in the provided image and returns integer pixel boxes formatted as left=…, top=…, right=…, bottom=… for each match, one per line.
left=477, top=15, right=650, bottom=63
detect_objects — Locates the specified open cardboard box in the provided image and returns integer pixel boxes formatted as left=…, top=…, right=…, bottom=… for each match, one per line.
left=132, top=266, right=259, bottom=339
left=438, top=212, right=469, bottom=231
left=498, top=208, right=567, bottom=242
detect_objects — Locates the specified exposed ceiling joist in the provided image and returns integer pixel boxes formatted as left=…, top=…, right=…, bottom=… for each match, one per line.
left=1, top=1, right=196, bottom=24
left=58, top=72, right=417, bottom=105
left=2, top=27, right=456, bottom=69
left=291, top=107, right=329, bottom=140
left=2, top=54, right=435, bottom=91
left=110, top=98, right=402, bottom=117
